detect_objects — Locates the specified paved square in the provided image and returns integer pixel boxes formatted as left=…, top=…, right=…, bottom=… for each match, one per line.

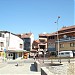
left=0, top=59, right=41, bottom=75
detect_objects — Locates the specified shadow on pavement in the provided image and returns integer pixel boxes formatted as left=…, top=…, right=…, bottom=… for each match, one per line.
left=30, top=64, right=36, bottom=72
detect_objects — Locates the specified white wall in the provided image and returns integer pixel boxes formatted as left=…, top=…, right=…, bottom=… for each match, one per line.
left=30, top=33, right=34, bottom=50
left=8, top=33, right=23, bottom=50
left=0, top=37, right=6, bottom=51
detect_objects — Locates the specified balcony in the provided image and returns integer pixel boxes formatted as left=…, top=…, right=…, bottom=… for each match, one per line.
left=56, top=37, right=75, bottom=42
left=48, top=48, right=56, bottom=51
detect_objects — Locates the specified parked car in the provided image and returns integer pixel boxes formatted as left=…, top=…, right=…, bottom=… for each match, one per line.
left=58, top=51, right=73, bottom=57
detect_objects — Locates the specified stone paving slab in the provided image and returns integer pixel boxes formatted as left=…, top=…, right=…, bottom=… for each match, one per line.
left=0, top=62, right=40, bottom=75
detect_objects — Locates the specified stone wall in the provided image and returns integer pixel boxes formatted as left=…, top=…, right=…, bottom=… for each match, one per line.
left=34, top=61, right=42, bottom=72
left=41, top=67, right=54, bottom=75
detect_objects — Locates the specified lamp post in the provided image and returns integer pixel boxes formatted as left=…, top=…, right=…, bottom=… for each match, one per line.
left=55, top=16, right=60, bottom=57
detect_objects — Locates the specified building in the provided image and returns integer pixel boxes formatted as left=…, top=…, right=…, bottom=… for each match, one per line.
left=38, top=25, right=75, bottom=57
left=32, top=40, right=39, bottom=57
left=38, top=33, right=48, bottom=55
left=0, top=31, right=25, bottom=60
left=32, top=40, right=39, bottom=51
left=47, top=32, right=57, bottom=56
left=16, top=33, right=34, bottom=58
left=17, top=33, right=34, bottom=51
left=55, top=25, right=75, bottom=56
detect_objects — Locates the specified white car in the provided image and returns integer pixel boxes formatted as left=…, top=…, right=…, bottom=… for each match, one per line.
left=58, top=51, right=73, bottom=57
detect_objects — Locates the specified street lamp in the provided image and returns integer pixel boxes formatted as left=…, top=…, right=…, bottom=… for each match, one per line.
left=55, top=16, right=60, bottom=57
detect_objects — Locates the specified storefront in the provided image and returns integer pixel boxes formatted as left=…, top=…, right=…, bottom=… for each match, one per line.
left=0, top=51, right=4, bottom=58
left=23, top=51, right=29, bottom=59
left=7, top=50, right=26, bottom=60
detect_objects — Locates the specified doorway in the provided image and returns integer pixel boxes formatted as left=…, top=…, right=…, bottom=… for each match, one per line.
left=13, top=53, right=15, bottom=59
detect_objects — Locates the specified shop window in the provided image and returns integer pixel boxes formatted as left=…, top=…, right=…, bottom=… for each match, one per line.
left=19, top=53, right=22, bottom=57
left=11, top=54, right=13, bottom=56
left=8, top=54, right=10, bottom=56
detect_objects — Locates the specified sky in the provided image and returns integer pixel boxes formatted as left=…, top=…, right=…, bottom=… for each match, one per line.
left=0, top=0, right=74, bottom=39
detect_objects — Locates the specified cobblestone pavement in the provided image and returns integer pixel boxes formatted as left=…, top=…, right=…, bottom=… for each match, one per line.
left=0, top=59, right=41, bottom=75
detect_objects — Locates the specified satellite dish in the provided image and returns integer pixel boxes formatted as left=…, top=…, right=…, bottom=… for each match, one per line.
left=63, top=35, right=67, bottom=38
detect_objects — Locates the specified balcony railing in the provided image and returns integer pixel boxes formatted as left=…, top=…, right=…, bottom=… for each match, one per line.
left=59, top=37, right=75, bottom=41
left=56, top=37, right=75, bottom=42
left=48, top=48, right=56, bottom=51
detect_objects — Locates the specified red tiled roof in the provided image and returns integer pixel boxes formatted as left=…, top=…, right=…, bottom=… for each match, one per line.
left=21, top=33, right=32, bottom=38
left=39, top=32, right=57, bottom=37
left=34, top=40, right=40, bottom=43
left=39, top=33, right=48, bottom=36
left=59, top=25, right=75, bottom=31
left=16, top=33, right=33, bottom=38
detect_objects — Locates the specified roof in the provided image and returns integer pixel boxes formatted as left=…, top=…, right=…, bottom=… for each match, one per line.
left=34, top=40, right=40, bottom=43
left=0, top=30, right=18, bottom=36
left=39, top=33, right=48, bottom=36
left=16, top=33, right=33, bottom=38
left=21, top=33, right=32, bottom=38
left=59, top=25, right=75, bottom=31
left=39, top=32, right=57, bottom=37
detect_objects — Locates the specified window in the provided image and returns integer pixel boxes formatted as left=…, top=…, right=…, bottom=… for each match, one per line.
left=8, top=53, right=13, bottom=56
left=60, top=44, right=64, bottom=48
left=1, top=48, right=3, bottom=50
left=40, top=40, right=45, bottom=43
left=19, top=53, right=22, bottom=57
left=59, top=53, right=60, bottom=55
left=2, top=34, right=4, bottom=38
left=8, top=54, right=10, bottom=56
left=20, top=44, right=23, bottom=48
left=49, top=36, right=55, bottom=40
left=70, top=42, right=75, bottom=47
left=0, top=33, right=4, bottom=38
left=0, top=33, right=1, bottom=37
left=65, top=52, right=69, bottom=54
left=11, top=54, right=13, bottom=56
left=48, top=42, right=50, bottom=45
left=0, top=42, right=4, bottom=47
left=61, top=53, right=64, bottom=55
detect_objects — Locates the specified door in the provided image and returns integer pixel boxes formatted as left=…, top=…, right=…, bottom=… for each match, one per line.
left=13, top=53, right=15, bottom=59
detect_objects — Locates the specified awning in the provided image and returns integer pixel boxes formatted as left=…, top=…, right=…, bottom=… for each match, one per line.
left=7, top=50, right=27, bottom=52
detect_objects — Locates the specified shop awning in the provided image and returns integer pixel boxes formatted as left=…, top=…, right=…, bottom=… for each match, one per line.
left=7, top=50, right=27, bottom=52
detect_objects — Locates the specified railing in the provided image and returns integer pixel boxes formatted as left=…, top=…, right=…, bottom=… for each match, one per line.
left=56, top=37, right=75, bottom=42
left=48, top=48, right=56, bottom=51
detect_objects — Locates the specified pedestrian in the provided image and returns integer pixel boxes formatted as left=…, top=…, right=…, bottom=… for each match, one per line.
left=33, top=55, right=35, bottom=60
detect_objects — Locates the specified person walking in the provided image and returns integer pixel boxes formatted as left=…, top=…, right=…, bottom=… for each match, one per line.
left=33, top=55, right=35, bottom=60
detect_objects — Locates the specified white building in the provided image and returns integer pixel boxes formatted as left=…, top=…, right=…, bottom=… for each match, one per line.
left=0, top=31, right=25, bottom=60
